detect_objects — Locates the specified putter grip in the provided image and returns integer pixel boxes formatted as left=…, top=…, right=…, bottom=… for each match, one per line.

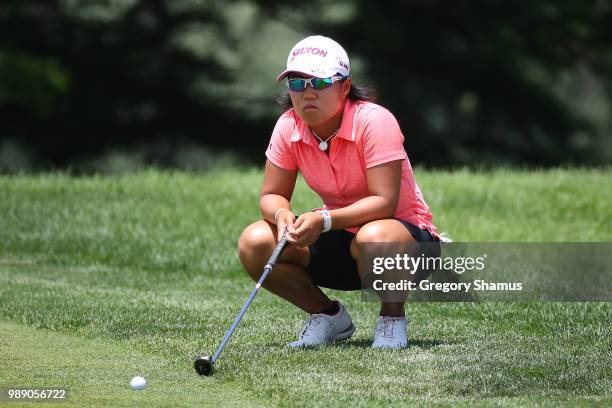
left=267, top=232, right=289, bottom=267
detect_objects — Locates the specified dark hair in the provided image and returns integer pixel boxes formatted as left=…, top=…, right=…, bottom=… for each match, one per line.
left=276, top=80, right=378, bottom=112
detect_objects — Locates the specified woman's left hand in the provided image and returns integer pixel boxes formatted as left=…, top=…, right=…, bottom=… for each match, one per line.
left=286, top=212, right=325, bottom=246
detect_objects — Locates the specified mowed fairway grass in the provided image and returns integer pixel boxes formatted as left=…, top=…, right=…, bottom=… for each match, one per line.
left=1, top=168, right=611, bottom=407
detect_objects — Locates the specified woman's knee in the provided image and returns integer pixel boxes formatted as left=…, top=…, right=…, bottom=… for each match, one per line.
left=356, top=220, right=393, bottom=243
left=238, top=220, right=310, bottom=278
left=237, top=220, right=275, bottom=268
left=355, top=219, right=414, bottom=245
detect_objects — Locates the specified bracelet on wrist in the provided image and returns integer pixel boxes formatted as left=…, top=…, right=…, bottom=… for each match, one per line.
left=315, top=209, right=332, bottom=232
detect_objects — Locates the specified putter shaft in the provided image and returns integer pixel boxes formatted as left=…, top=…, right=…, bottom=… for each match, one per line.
left=210, top=232, right=289, bottom=364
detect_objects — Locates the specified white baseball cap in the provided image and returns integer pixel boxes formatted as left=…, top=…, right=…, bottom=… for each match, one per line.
left=276, top=35, right=350, bottom=81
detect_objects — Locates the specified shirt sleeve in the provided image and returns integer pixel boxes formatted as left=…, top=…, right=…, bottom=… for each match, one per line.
left=360, top=107, right=407, bottom=168
left=265, top=114, right=298, bottom=170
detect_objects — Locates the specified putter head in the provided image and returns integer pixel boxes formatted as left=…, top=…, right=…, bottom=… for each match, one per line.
left=194, top=355, right=214, bottom=376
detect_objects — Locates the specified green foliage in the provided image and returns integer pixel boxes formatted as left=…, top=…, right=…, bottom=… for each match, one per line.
left=0, top=50, right=70, bottom=117
left=317, top=0, right=612, bottom=166
left=0, top=1, right=611, bottom=169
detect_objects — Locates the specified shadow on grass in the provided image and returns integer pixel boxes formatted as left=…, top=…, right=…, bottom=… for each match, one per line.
left=336, top=338, right=446, bottom=349
left=267, top=337, right=447, bottom=350
left=263, top=337, right=447, bottom=350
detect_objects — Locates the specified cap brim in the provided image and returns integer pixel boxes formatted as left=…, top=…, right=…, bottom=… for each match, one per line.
left=276, top=70, right=309, bottom=81
left=276, top=68, right=338, bottom=81
left=276, top=70, right=292, bottom=81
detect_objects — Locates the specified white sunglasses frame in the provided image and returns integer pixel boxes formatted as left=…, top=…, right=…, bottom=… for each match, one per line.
left=286, top=75, right=348, bottom=92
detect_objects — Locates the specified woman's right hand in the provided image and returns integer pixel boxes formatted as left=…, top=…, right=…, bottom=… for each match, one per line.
left=275, top=209, right=296, bottom=242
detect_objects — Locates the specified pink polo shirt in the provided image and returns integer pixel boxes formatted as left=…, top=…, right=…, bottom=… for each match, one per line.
left=266, top=99, right=438, bottom=238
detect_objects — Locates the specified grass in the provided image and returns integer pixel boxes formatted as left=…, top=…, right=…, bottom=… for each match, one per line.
left=0, top=167, right=611, bottom=407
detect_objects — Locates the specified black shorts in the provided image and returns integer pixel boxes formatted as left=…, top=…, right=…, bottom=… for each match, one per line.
left=305, top=220, right=440, bottom=291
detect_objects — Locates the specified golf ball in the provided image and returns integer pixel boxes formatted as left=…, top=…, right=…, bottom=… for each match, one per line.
left=130, top=376, right=147, bottom=390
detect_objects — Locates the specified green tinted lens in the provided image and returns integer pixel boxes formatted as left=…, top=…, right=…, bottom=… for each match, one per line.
left=288, top=79, right=306, bottom=91
left=311, top=77, right=334, bottom=90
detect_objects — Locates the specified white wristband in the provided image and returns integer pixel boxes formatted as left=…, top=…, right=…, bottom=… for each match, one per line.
left=316, top=209, right=332, bottom=232
left=274, top=208, right=289, bottom=223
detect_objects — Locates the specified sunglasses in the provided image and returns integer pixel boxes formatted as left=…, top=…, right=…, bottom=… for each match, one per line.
left=287, top=75, right=348, bottom=92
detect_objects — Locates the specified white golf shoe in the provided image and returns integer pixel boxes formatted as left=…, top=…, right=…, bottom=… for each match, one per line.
left=371, top=316, right=408, bottom=349
left=288, top=302, right=355, bottom=347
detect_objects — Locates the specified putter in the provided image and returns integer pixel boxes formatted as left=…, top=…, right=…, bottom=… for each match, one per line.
left=194, top=231, right=289, bottom=376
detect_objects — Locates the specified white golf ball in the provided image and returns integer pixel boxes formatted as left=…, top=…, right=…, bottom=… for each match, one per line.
left=130, top=376, right=147, bottom=390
